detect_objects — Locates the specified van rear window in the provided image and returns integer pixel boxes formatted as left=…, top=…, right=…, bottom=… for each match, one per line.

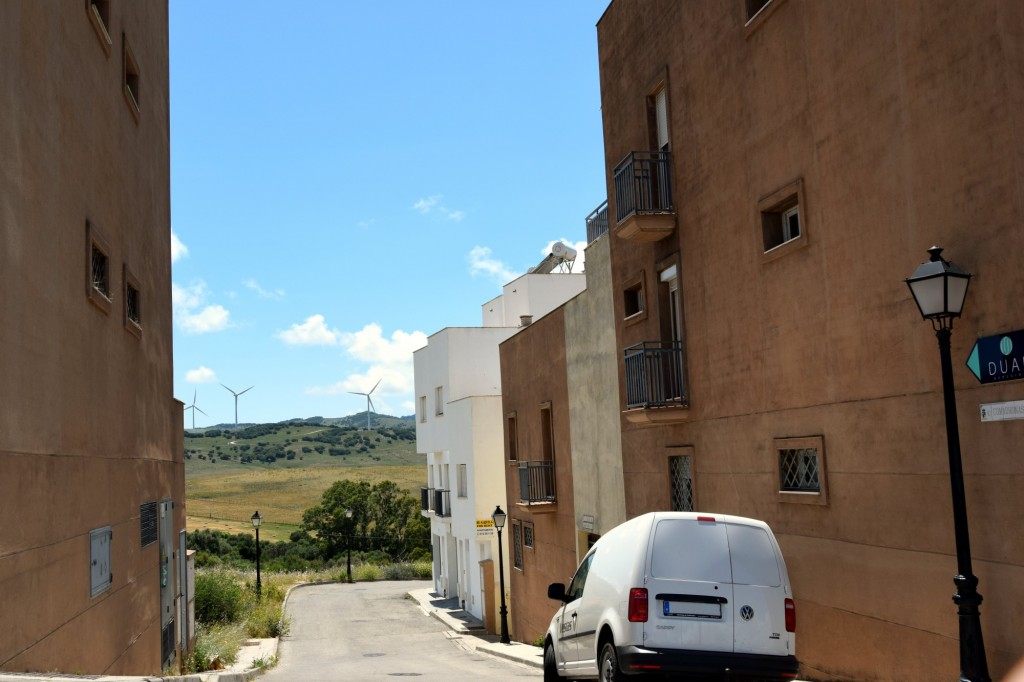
left=727, top=524, right=781, bottom=587
left=650, top=519, right=731, bottom=583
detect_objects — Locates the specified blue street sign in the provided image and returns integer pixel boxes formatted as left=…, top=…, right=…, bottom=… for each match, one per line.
left=966, top=330, right=1024, bottom=384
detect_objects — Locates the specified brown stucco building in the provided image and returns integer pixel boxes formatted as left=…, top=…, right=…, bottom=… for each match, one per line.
left=591, top=0, right=1024, bottom=679
left=1, top=1, right=185, bottom=675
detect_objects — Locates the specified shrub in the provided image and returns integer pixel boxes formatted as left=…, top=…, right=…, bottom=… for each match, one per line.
left=354, top=564, right=383, bottom=581
left=195, top=570, right=245, bottom=624
left=246, top=599, right=289, bottom=638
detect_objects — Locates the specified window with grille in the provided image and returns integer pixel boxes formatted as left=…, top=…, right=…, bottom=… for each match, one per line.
left=512, top=521, right=523, bottom=571
left=124, top=265, right=141, bottom=336
left=669, top=453, right=694, bottom=511
left=523, top=522, right=534, bottom=549
left=92, top=245, right=110, bottom=298
left=87, top=221, right=113, bottom=314
left=140, top=501, right=158, bottom=547
left=775, top=436, right=828, bottom=505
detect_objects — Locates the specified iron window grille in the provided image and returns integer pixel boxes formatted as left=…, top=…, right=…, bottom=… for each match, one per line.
left=670, top=455, right=694, bottom=511
left=140, top=501, right=158, bottom=547
left=91, top=244, right=110, bottom=299
left=779, top=447, right=820, bottom=492
left=512, top=521, right=524, bottom=571
left=523, top=523, right=535, bottom=549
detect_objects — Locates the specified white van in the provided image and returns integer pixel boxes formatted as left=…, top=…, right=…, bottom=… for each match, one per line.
left=543, top=512, right=798, bottom=681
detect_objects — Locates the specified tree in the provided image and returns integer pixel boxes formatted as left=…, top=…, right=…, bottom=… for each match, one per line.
left=301, top=479, right=371, bottom=558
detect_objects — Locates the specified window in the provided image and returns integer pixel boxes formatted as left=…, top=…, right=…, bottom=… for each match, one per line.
left=87, top=0, right=112, bottom=54
left=649, top=86, right=669, bottom=152
left=759, top=178, right=807, bottom=259
left=744, top=0, right=787, bottom=35
left=123, top=35, right=140, bottom=120
left=457, top=463, right=467, bottom=498
left=746, top=0, right=772, bottom=20
left=669, top=451, right=694, bottom=511
left=140, top=501, right=157, bottom=547
left=124, top=264, right=141, bottom=336
left=506, top=412, right=518, bottom=461
left=512, top=520, right=524, bottom=571
left=540, top=402, right=554, bottom=461
left=90, top=526, right=113, bottom=598
left=624, top=282, right=644, bottom=318
left=566, top=552, right=596, bottom=601
left=87, top=221, right=112, bottom=314
left=523, top=522, right=534, bottom=550
left=775, top=436, right=828, bottom=505
left=419, top=396, right=427, bottom=423
left=435, top=386, right=444, bottom=415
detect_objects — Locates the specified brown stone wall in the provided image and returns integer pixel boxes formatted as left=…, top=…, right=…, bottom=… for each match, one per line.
left=599, top=1, right=1024, bottom=679
left=1, top=1, right=180, bottom=675
left=499, top=311, right=580, bottom=645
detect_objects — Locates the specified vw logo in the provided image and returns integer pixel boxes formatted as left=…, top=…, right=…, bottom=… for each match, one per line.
left=740, top=605, right=755, bottom=621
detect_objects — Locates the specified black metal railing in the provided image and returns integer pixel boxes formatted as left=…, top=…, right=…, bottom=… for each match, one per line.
left=624, top=341, right=686, bottom=409
left=518, top=461, right=555, bottom=504
left=433, top=488, right=451, bottom=517
left=613, top=151, right=673, bottom=223
left=420, top=486, right=434, bottom=512
left=586, top=199, right=609, bottom=243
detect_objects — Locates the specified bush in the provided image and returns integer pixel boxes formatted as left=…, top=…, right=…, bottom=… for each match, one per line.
left=354, top=564, right=383, bottom=581
left=246, top=599, right=289, bottom=638
left=195, top=570, right=245, bottom=624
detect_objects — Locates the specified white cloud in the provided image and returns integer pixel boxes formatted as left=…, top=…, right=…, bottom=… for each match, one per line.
left=186, top=366, right=217, bottom=383
left=243, top=278, right=285, bottom=301
left=276, top=314, right=341, bottom=346
left=542, top=238, right=587, bottom=273
left=305, top=323, right=428, bottom=417
left=171, top=231, right=189, bottom=263
left=172, top=280, right=232, bottom=334
left=412, top=194, right=465, bottom=221
left=468, top=246, right=521, bottom=286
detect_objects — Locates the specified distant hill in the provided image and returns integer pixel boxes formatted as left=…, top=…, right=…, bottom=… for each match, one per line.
left=194, top=411, right=415, bottom=434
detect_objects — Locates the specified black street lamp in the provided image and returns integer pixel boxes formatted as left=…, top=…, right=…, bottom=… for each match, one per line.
left=491, top=505, right=511, bottom=644
left=905, top=246, right=990, bottom=682
left=251, top=510, right=263, bottom=600
left=345, top=507, right=354, bottom=583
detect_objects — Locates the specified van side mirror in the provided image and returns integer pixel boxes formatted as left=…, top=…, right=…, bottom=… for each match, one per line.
left=547, top=583, right=568, bottom=602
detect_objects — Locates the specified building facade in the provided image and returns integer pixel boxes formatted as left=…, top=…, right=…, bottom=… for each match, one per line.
left=0, top=1, right=185, bottom=675
left=416, top=271, right=585, bottom=632
left=595, top=1, right=1024, bottom=679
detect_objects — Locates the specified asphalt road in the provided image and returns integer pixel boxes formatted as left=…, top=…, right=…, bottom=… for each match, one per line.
left=261, top=580, right=541, bottom=681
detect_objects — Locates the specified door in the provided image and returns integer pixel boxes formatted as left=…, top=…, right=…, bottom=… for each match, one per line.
left=553, top=551, right=595, bottom=674
left=726, top=523, right=789, bottom=656
left=158, top=499, right=176, bottom=669
left=643, top=518, right=734, bottom=653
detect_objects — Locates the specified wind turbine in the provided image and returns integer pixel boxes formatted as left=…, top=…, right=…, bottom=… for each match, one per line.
left=183, top=390, right=208, bottom=430
left=348, top=379, right=381, bottom=430
left=221, top=383, right=254, bottom=429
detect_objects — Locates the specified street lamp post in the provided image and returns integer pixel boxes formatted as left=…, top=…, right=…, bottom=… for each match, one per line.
left=251, top=511, right=263, bottom=600
left=905, top=246, right=990, bottom=682
left=491, top=505, right=511, bottom=644
left=345, top=507, right=354, bottom=583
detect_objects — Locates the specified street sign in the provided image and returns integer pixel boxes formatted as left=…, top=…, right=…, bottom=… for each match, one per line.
left=476, top=519, right=495, bottom=537
left=966, top=330, right=1024, bottom=384
left=980, top=400, right=1024, bottom=422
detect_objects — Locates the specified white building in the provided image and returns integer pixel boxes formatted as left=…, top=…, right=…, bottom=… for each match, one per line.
left=414, top=270, right=585, bottom=629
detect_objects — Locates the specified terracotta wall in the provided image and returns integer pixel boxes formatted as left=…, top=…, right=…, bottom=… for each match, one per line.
left=598, top=1, right=1024, bottom=679
left=0, top=1, right=182, bottom=675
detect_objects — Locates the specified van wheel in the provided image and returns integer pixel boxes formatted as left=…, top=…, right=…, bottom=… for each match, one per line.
left=598, top=641, right=619, bottom=682
left=543, top=642, right=559, bottom=681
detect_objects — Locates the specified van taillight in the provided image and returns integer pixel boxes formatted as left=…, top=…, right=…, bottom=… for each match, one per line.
left=628, top=588, right=648, bottom=622
left=785, top=598, right=796, bottom=632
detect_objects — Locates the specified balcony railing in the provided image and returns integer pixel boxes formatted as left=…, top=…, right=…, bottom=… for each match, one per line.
left=624, top=341, right=686, bottom=409
left=433, top=488, right=452, bottom=518
left=613, top=151, right=673, bottom=223
left=518, top=461, right=555, bottom=504
left=586, top=199, right=609, bottom=243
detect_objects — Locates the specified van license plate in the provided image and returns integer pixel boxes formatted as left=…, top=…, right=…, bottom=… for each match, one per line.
left=663, top=600, right=722, bottom=619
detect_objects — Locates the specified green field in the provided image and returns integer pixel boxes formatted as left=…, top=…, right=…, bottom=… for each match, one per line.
left=184, top=418, right=424, bottom=543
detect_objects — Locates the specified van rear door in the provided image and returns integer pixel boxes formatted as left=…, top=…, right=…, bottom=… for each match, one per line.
left=726, top=522, right=791, bottom=656
left=644, top=517, right=734, bottom=653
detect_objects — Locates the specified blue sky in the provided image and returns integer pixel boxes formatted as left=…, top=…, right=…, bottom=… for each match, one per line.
left=170, top=2, right=609, bottom=426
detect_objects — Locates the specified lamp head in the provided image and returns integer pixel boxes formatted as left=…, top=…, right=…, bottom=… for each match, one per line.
left=345, top=507, right=353, bottom=519
left=251, top=510, right=263, bottom=529
left=905, top=246, right=971, bottom=327
left=491, top=505, right=507, bottom=531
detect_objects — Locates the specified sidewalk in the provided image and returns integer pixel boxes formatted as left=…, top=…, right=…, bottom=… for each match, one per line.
left=406, top=588, right=543, bottom=670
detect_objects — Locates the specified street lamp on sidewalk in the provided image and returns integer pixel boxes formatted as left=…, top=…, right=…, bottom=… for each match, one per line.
left=905, top=246, right=990, bottom=682
left=491, top=505, right=511, bottom=644
left=251, top=510, right=263, bottom=599
left=345, top=507, right=354, bottom=583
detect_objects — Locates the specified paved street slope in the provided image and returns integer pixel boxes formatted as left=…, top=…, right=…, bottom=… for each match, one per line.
left=262, top=580, right=540, bottom=681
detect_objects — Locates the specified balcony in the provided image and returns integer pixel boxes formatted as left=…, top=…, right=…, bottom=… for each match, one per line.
left=623, top=341, right=689, bottom=424
left=612, top=151, right=676, bottom=242
left=518, top=460, right=555, bottom=507
left=420, top=487, right=452, bottom=518
left=586, top=200, right=609, bottom=243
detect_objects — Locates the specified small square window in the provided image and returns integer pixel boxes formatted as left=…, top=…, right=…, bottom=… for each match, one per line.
left=124, top=264, right=141, bottom=336
left=123, top=35, right=140, bottom=121
left=87, top=221, right=113, bottom=315
left=523, top=522, right=535, bottom=550
left=87, top=1, right=112, bottom=54
left=759, top=178, right=807, bottom=260
left=775, top=436, right=828, bottom=505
